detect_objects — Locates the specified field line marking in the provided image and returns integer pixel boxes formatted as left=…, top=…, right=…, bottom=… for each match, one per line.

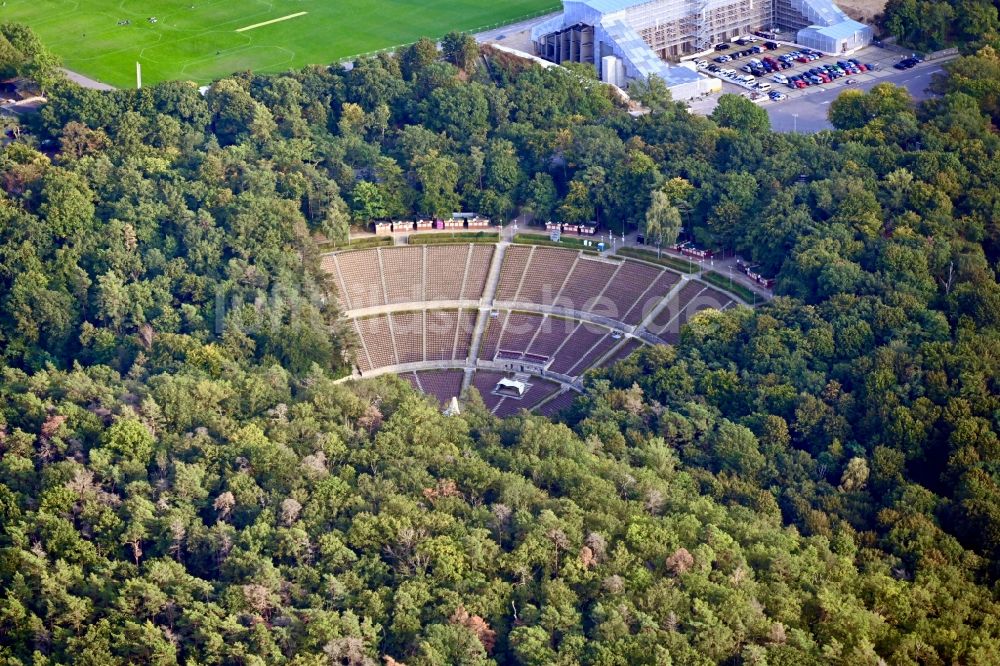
left=235, top=12, right=307, bottom=33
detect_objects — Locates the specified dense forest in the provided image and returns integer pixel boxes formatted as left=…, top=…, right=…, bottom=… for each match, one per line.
left=0, top=19, right=999, bottom=665
left=880, top=0, right=999, bottom=51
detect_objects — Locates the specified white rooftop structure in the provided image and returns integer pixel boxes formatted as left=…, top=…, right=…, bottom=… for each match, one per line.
left=496, top=377, right=528, bottom=397
left=532, top=0, right=872, bottom=97
left=443, top=396, right=462, bottom=416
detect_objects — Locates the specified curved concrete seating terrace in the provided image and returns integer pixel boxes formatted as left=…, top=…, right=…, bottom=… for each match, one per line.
left=325, top=242, right=749, bottom=415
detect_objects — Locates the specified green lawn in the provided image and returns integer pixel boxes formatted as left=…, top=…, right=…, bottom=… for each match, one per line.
left=2, top=0, right=557, bottom=87
left=702, top=271, right=758, bottom=304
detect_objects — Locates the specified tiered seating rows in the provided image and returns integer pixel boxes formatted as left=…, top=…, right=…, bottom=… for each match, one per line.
left=498, top=312, right=542, bottom=353
left=470, top=371, right=560, bottom=417
left=567, top=334, right=618, bottom=376
left=651, top=281, right=706, bottom=328
left=463, top=246, right=494, bottom=300
left=619, top=266, right=680, bottom=325
left=354, top=310, right=476, bottom=372
left=354, top=316, right=395, bottom=371
left=674, top=285, right=735, bottom=330
left=495, top=248, right=691, bottom=326
left=547, top=322, right=606, bottom=375
left=425, top=310, right=456, bottom=361
left=391, top=311, right=424, bottom=364
left=330, top=245, right=493, bottom=310
left=535, top=389, right=579, bottom=418
left=477, top=312, right=507, bottom=360
left=472, top=371, right=506, bottom=413
left=554, top=259, right=617, bottom=311
left=426, top=246, right=465, bottom=301
left=414, top=370, right=465, bottom=406
left=495, top=245, right=532, bottom=301
left=518, top=247, right=578, bottom=305
left=493, top=379, right=560, bottom=418
left=382, top=246, right=424, bottom=304
left=600, top=338, right=642, bottom=369
left=336, top=250, right=386, bottom=310
left=478, top=311, right=623, bottom=379
left=598, top=260, right=661, bottom=320
left=528, top=316, right=576, bottom=357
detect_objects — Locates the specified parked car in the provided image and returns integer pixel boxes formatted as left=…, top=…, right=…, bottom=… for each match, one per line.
left=769, top=91, right=787, bottom=101
left=867, top=62, right=880, bottom=70
left=715, top=55, right=731, bottom=63
left=772, top=73, right=789, bottom=84
left=715, top=43, right=731, bottom=50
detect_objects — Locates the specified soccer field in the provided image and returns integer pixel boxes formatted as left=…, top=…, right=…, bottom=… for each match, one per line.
left=1, top=0, right=558, bottom=88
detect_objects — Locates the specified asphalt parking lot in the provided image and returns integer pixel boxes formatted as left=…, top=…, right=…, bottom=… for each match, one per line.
left=687, top=43, right=951, bottom=132
left=767, top=61, right=945, bottom=132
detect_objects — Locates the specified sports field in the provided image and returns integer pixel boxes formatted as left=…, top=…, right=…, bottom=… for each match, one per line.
left=1, top=0, right=558, bottom=87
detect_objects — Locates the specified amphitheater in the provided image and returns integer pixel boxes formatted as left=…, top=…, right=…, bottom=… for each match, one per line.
left=323, top=241, right=746, bottom=417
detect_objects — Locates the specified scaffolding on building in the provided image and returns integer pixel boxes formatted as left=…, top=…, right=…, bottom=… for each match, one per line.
left=604, top=0, right=775, bottom=58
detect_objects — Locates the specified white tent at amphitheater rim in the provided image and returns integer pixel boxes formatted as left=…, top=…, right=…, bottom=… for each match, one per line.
left=530, top=0, right=873, bottom=99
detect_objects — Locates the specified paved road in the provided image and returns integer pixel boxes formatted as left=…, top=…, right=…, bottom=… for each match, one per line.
left=475, top=12, right=560, bottom=45
left=688, top=43, right=952, bottom=133
left=767, top=62, right=945, bottom=132
left=60, top=68, right=115, bottom=91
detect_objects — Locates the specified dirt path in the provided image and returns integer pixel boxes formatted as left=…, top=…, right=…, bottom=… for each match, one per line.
left=59, top=68, right=115, bottom=91
left=836, top=0, right=886, bottom=24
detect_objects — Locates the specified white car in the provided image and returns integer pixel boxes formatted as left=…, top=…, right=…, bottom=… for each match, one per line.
left=772, top=73, right=788, bottom=84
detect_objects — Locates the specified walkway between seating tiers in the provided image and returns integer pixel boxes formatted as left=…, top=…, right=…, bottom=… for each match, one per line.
left=331, top=359, right=581, bottom=393
left=465, top=240, right=509, bottom=391
left=635, top=273, right=693, bottom=333
left=328, top=240, right=756, bottom=403
left=490, top=300, right=665, bottom=346
left=343, top=296, right=667, bottom=347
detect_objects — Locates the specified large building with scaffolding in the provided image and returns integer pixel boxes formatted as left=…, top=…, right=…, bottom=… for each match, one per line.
left=531, top=0, right=872, bottom=98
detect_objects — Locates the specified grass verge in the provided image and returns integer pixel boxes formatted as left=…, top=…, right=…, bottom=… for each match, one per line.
left=409, top=231, right=499, bottom=245
left=617, top=247, right=699, bottom=273
left=702, top=271, right=757, bottom=303
left=8, top=0, right=559, bottom=86
left=513, top=233, right=603, bottom=255
left=322, top=236, right=394, bottom=251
